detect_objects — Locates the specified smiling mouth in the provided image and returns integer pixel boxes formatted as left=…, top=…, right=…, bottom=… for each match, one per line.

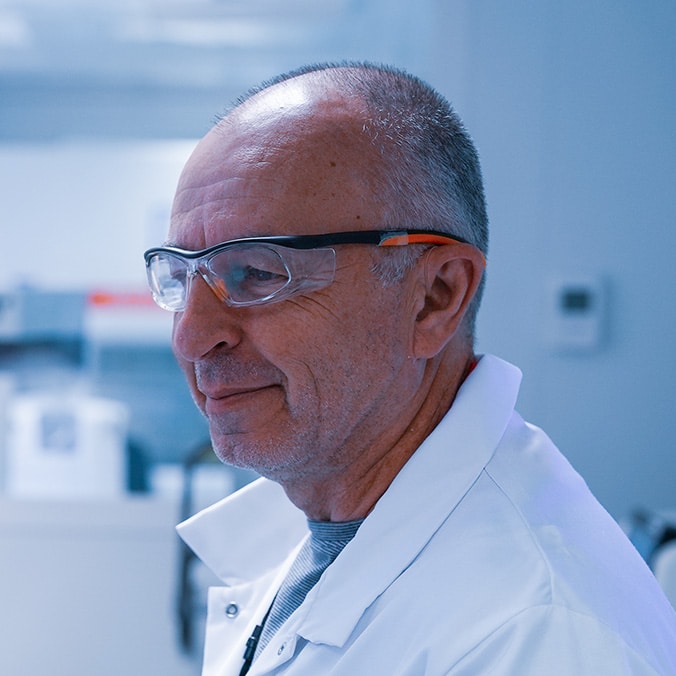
left=202, top=384, right=279, bottom=412
left=208, top=383, right=276, bottom=399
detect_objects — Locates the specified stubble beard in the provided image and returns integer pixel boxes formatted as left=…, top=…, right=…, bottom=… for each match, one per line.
left=205, top=406, right=328, bottom=484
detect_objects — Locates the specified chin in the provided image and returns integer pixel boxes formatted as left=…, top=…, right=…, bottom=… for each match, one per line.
left=210, top=433, right=315, bottom=483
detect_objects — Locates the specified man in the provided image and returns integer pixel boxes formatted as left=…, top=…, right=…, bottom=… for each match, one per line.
left=144, top=63, right=676, bottom=674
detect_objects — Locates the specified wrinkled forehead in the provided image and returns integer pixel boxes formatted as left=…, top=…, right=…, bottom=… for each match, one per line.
left=170, top=79, right=386, bottom=244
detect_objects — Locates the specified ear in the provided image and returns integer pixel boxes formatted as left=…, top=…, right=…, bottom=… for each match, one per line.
left=412, top=243, right=485, bottom=358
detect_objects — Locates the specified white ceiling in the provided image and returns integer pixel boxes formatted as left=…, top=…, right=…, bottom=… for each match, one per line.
left=0, top=0, right=429, bottom=139
left=0, top=0, right=362, bottom=86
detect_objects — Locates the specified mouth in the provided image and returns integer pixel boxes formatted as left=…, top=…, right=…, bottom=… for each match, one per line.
left=201, top=384, right=279, bottom=415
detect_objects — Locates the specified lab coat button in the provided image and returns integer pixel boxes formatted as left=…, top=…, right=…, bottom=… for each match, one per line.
left=277, top=642, right=286, bottom=655
left=225, top=602, right=239, bottom=618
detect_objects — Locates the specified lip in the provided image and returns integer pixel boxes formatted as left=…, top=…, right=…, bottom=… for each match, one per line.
left=202, top=384, right=278, bottom=414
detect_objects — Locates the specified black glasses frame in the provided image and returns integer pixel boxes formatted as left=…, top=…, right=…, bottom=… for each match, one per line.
left=144, top=229, right=471, bottom=263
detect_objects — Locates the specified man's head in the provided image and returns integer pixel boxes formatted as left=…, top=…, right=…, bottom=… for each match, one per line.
left=148, top=63, right=487, bottom=515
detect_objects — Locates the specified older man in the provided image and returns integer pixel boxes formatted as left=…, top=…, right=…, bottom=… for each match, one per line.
left=144, top=63, right=676, bottom=675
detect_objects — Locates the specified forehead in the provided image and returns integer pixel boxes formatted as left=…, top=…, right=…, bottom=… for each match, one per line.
left=169, top=80, right=386, bottom=247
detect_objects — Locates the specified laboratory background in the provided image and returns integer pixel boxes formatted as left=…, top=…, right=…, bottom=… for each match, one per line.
left=1, top=1, right=675, bottom=674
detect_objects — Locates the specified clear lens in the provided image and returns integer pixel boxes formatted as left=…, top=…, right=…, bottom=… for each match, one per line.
left=147, top=253, right=189, bottom=311
left=145, top=242, right=336, bottom=311
left=208, top=244, right=291, bottom=304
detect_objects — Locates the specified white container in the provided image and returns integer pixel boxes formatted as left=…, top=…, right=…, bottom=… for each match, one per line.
left=5, top=394, right=129, bottom=498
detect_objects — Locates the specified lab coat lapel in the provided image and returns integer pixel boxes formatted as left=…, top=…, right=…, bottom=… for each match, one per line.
left=290, top=356, right=523, bottom=648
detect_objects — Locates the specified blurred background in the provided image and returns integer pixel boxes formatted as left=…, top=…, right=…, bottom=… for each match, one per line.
left=0, top=0, right=674, bottom=674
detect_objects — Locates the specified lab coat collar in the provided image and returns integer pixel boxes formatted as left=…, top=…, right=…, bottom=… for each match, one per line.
left=177, top=475, right=307, bottom=585
left=177, top=354, right=522, bottom=648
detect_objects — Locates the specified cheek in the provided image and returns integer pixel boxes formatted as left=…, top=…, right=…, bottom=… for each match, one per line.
left=272, top=297, right=405, bottom=405
left=182, top=361, right=206, bottom=413
left=249, top=305, right=345, bottom=399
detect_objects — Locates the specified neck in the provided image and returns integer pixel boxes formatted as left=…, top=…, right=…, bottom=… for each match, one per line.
left=280, top=350, right=477, bottom=522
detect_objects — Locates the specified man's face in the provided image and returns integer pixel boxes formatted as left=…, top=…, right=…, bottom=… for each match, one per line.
left=169, top=87, right=423, bottom=484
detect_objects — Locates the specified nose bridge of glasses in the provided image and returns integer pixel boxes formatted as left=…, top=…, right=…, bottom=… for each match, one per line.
left=189, top=256, right=229, bottom=304
left=171, top=253, right=220, bottom=307
left=174, top=249, right=217, bottom=286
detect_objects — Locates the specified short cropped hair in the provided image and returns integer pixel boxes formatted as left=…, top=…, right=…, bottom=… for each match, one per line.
left=228, top=62, right=489, bottom=340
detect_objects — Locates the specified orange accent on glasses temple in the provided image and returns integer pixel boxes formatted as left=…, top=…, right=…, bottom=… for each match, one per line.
left=380, top=233, right=461, bottom=246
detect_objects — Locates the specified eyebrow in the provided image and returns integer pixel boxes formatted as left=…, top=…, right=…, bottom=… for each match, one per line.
left=162, top=238, right=193, bottom=250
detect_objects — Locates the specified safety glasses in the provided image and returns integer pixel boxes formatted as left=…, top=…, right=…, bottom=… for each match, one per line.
left=143, top=229, right=470, bottom=311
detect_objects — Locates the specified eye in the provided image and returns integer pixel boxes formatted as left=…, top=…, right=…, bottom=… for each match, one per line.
left=208, top=245, right=291, bottom=302
left=241, top=265, right=285, bottom=283
left=231, top=264, right=288, bottom=294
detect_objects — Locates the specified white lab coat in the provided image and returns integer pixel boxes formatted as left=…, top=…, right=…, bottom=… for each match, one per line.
left=178, top=355, right=676, bottom=675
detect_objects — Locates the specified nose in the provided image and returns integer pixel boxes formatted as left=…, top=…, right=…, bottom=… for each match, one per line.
left=172, top=272, right=243, bottom=362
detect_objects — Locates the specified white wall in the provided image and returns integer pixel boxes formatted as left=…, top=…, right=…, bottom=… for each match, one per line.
left=0, top=140, right=196, bottom=291
left=424, top=1, right=676, bottom=520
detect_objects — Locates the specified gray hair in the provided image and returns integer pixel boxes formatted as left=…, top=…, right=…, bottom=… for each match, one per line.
left=229, top=62, right=489, bottom=340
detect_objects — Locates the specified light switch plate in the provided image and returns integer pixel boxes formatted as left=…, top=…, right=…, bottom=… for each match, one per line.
left=545, top=275, right=606, bottom=352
